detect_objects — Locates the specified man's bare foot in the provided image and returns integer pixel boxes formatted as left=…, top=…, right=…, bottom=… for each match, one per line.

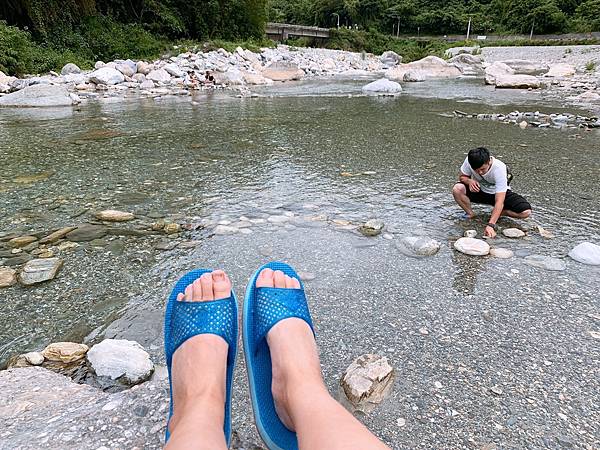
left=166, top=270, right=232, bottom=449
left=256, top=269, right=326, bottom=432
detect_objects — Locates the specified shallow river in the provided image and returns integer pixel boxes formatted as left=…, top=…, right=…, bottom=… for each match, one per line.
left=0, top=78, right=598, bottom=448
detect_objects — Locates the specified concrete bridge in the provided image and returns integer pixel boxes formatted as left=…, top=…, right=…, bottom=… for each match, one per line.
left=266, top=22, right=330, bottom=42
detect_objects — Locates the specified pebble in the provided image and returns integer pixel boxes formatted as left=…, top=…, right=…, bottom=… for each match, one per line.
left=502, top=228, right=525, bottom=238
left=490, top=385, right=503, bottom=396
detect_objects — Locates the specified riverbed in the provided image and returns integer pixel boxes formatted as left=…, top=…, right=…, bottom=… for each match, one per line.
left=1, top=78, right=599, bottom=448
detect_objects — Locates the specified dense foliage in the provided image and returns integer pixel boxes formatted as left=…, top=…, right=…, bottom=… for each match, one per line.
left=267, top=0, right=600, bottom=35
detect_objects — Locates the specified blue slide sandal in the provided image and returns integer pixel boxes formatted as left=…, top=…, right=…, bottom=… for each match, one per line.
left=243, top=261, right=315, bottom=450
left=164, top=269, right=238, bottom=445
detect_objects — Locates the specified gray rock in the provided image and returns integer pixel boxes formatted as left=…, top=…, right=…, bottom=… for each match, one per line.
left=397, top=236, right=441, bottom=257
left=454, top=237, right=490, bottom=256
left=146, top=69, right=171, bottom=83
left=490, top=248, right=514, bottom=259
left=568, top=242, right=600, bottom=266
left=88, top=67, right=125, bottom=86
left=500, top=59, right=549, bottom=75
left=3, top=253, right=33, bottom=267
left=87, top=339, right=154, bottom=385
left=163, top=63, right=185, bottom=78
left=524, top=255, right=566, bottom=271
left=464, top=229, right=477, bottom=238
left=358, top=219, right=385, bottom=237
left=0, top=84, right=75, bottom=107
left=18, top=258, right=63, bottom=285
left=362, top=78, right=402, bottom=95
left=23, top=351, right=45, bottom=365
left=403, top=69, right=427, bottom=82
left=139, top=79, right=155, bottom=90
left=136, top=61, right=152, bottom=75
left=339, top=354, right=395, bottom=414
left=380, top=51, right=403, bottom=68
left=495, top=74, right=541, bottom=89
left=66, top=224, right=108, bottom=242
left=502, top=228, right=526, bottom=238
left=60, top=63, right=81, bottom=75
left=115, top=63, right=135, bottom=78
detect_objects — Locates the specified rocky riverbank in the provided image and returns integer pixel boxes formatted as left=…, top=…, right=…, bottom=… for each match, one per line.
left=0, top=44, right=598, bottom=109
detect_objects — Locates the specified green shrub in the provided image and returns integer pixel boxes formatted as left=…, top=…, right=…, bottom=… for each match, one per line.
left=585, top=60, right=597, bottom=71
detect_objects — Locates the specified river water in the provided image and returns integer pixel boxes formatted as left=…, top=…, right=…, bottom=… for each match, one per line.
left=0, top=78, right=599, bottom=448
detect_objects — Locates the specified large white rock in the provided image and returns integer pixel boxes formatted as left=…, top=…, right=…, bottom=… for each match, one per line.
left=262, top=61, right=304, bottom=82
left=88, top=67, right=125, bottom=85
left=139, top=80, right=155, bottom=90
left=397, top=236, right=441, bottom=257
left=524, top=255, right=566, bottom=271
left=146, top=69, right=171, bottom=83
left=407, top=56, right=462, bottom=78
left=60, top=63, right=81, bottom=75
left=0, top=70, right=17, bottom=85
left=494, top=74, right=541, bottom=89
left=500, top=59, right=549, bottom=75
left=164, top=63, right=185, bottom=78
left=115, top=63, right=135, bottom=78
left=484, top=61, right=515, bottom=85
left=445, top=46, right=480, bottom=57
left=448, top=54, right=484, bottom=76
left=403, top=69, right=427, bottom=82
left=136, top=61, right=152, bottom=75
left=546, top=63, right=575, bottom=77
left=242, top=71, right=272, bottom=85
left=18, top=258, right=63, bottom=285
left=340, top=354, right=395, bottom=414
left=362, top=78, right=402, bottom=95
left=216, top=68, right=245, bottom=85
left=568, top=242, right=600, bottom=265
left=0, top=85, right=75, bottom=107
left=502, top=228, right=526, bottom=238
left=454, top=237, right=490, bottom=256
left=568, top=91, right=600, bottom=102
left=380, top=50, right=403, bottom=68
left=87, top=339, right=154, bottom=385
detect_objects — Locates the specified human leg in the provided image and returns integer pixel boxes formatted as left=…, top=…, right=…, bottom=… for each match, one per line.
left=452, top=183, right=475, bottom=218
left=257, top=268, right=390, bottom=450
left=165, top=270, right=235, bottom=450
left=501, top=190, right=532, bottom=219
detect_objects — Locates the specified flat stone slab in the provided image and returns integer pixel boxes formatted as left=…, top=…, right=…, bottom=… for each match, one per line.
left=502, top=228, right=526, bottom=238
left=568, top=242, right=600, bottom=266
left=66, top=224, right=108, bottom=242
left=39, top=227, right=77, bottom=244
left=18, top=258, right=63, bottom=285
left=94, top=210, right=135, bottom=222
left=0, top=84, right=75, bottom=107
left=524, top=255, right=566, bottom=271
left=454, top=237, right=490, bottom=256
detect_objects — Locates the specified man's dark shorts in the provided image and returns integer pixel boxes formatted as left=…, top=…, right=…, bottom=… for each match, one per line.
left=465, top=187, right=531, bottom=213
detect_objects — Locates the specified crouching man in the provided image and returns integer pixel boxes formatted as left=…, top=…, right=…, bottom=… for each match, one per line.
left=452, top=147, right=532, bottom=238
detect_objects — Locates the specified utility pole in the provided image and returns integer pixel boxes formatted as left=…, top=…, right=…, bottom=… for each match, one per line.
left=466, top=17, right=471, bottom=40
left=397, top=18, right=400, bottom=37
left=529, top=20, right=535, bottom=40
left=332, top=13, right=340, bottom=29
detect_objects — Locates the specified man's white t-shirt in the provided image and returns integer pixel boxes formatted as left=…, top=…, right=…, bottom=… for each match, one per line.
left=460, top=157, right=509, bottom=195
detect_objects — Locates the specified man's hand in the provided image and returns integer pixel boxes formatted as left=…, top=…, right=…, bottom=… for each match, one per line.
left=484, top=225, right=496, bottom=238
left=467, top=179, right=480, bottom=193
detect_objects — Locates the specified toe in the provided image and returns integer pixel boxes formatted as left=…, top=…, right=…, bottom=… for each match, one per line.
left=291, top=277, right=300, bottom=289
left=177, top=292, right=185, bottom=301
left=184, top=284, right=193, bottom=302
left=200, top=272, right=214, bottom=301
left=273, top=270, right=286, bottom=288
left=212, top=270, right=231, bottom=300
left=256, top=268, right=274, bottom=288
left=192, top=278, right=203, bottom=301
left=284, top=275, right=294, bottom=289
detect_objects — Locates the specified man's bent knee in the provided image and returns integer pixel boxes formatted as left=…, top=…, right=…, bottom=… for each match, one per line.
left=452, top=183, right=466, bottom=195
left=520, top=209, right=532, bottom=219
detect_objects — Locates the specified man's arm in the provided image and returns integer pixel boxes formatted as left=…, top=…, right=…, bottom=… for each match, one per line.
left=459, top=172, right=480, bottom=192
left=485, top=191, right=506, bottom=237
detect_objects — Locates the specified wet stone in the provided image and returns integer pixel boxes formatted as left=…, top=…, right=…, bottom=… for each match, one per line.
left=19, top=258, right=63, bottom=285
left=397, top=236, right=441, bottom=257
left=39, top=227, right=77, bottom=244
left=568, top=242, right=600, bottom=266
left=154, top=240, right=178, bottom=251
left=358, top=219, right=385, bottom=237
left=3, top=253, right=33, bottom=267
left=7, top=235, right=38, bottom=248
left=94, top=210, right=135, bottom=222
left=524, top=255, right=566, bottom=271
left=454, top=237, right=490, bottom=256
left=490, top=248, right=514, bottom=259
left=42, top=342, right=89, bottom=363
left=502, top=228, right=526, bottom=238
left=464, top=229, right=477, bottom=238
left=66, top=224, right=108, bottom=242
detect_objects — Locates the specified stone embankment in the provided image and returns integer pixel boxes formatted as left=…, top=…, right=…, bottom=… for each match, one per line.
left=0, top=44, right=598, bottom=106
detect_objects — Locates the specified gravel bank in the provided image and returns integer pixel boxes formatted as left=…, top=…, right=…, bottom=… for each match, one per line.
left=481, top=45, right=600, bottom=70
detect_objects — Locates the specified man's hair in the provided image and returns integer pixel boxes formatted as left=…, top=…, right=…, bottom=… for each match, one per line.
left=468, top=147, right=491, bottom=169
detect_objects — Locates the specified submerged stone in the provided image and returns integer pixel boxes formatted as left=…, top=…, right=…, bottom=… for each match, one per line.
left=524, top=255, right=566, bottom=271
left=568, top=242, right=600, bottom=266
left=397, top=236, right=441, bottom=257
left=454, top=237, right=490, bottom=256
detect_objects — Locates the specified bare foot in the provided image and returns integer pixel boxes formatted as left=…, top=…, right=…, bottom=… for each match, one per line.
left=167, top=270, right=232, bottom=450
left=256, top=269, right=325, bottom=432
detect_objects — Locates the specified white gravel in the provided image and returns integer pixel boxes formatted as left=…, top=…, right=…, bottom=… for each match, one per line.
left=481, top=45, right=600, bottom=71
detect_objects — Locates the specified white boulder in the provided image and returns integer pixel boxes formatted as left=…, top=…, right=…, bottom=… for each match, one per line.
left=502, top=228, right=526, bottom=238
left=362, top=78, right=402, bottom=95
left=568, top=242, right=600, bottom=265
left=60, top=63, right=81, bottom=75
left=136, top=61, right=152, bottom=75
left=454, top=237, right=490, bottom=256
left=546, top=63, right=575, bottom=77
left=0, top=85, right=76, bottom=107
left=380, top=51, right=403, bottom=68
left=116, top=63, right=135, bottom=78
left=262, top=61, right=304, bottom=82
left=164, top=63, right=185, bottom=78
left=88, top=67, right=125, bottom=86
left=87, top=339, right=154, bottom=385
left=485, top=61, right=515, bottom=85
left=146, top=69, right=171, bottom=83
left=396, top=236, right=441, bottom=257
left=494, top=74, right=541, bottom=89
left=500, top=59, right=549, bottom=75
